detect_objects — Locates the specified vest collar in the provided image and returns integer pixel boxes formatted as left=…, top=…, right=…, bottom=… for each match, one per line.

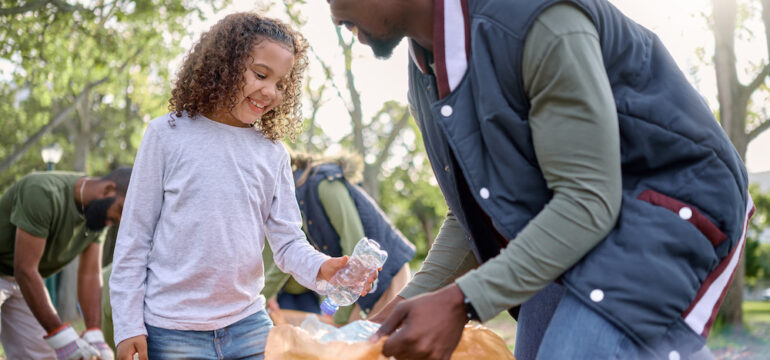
left=409, top=0, right=471, bottom=99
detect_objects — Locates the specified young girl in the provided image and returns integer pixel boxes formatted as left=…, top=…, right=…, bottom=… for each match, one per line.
left=110, top=13, right=354, bottom=359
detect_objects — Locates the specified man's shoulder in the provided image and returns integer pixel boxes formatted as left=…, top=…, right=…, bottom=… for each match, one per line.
left=467, top=1, right=596, bottom=37
left=532, top=3, right=597, bottom=38
left=6, top=172, right=79, bottom=220
left=17, top=172, right=82, bottom=192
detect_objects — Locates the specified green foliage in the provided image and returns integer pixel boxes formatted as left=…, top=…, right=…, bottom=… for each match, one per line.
left=378, top=120, right=448, bottom=263
left=0, top=0, right=227, bottom=191
left=746, top=184, right=770, bottom=285
left=280, top=0, right=448, bottom=257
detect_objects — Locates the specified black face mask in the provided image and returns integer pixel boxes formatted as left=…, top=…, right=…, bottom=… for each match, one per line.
left=368, top=34, right=403, bottom=60
left=84, top=197, right=115, bottom=231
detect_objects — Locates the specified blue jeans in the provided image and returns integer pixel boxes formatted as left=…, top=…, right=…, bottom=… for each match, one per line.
left=536, top=292, right=644, bottom=360
left=146, top=310, right=273, bottom=360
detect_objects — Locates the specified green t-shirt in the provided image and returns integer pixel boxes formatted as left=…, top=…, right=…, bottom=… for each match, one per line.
left=0, top=172, right=103, bottom=278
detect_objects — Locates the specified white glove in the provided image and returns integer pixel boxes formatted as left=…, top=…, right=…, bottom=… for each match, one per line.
left=44, top=325, right=101, bottom=360
left=82, top=329, right=115, bottom=360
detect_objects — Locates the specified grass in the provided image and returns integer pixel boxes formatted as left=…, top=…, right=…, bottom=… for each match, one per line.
left=744, top=301, right=770, bottom=323
left=708, top=301, right=770, bottom=360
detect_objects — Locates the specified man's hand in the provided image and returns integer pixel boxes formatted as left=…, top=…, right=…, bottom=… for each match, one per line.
left=44, top=325, right=101, bottom=360
left=368, top=296, right=405, bottom=324
left=372, top=284, right=468, bottom=360
left=82, top=329, right=114, bottom=360
left=116, top=335, right=148, bottom=360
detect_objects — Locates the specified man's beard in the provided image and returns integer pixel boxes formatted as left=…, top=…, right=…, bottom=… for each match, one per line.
left=368, top=34, right=404, bottom=59
left=84, top=197, right=115, bottom=231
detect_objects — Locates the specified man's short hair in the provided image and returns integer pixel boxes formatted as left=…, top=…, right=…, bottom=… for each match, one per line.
left=100, top=167, right=132, bottom=196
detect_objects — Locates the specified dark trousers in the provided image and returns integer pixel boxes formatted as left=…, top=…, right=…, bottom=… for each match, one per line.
left=513, top=283, right=566, bottom=360
left=276, top=291, right=321, bottom=314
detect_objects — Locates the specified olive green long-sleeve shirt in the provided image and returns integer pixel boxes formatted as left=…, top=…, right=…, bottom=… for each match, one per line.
left=400, top=3, right=622, bottom=322
left=263, top=179, right=365, bottom=324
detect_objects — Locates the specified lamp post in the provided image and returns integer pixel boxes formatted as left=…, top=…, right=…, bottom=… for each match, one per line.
left=41, top=143, right=63, bottom=171
left=41, top=142, right=63, bottom=307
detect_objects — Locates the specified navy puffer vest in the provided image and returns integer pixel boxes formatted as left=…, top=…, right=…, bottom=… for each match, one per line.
left=407, top=0, right=750, bottom=357
left=294, top=164, right=416, bottom=313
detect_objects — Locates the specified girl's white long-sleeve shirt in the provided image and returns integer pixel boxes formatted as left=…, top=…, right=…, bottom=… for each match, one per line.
left=110, top=113, right=329, bottom=345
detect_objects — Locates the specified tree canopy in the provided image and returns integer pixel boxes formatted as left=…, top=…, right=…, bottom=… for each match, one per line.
left=0, top=0, right=227, bottom=189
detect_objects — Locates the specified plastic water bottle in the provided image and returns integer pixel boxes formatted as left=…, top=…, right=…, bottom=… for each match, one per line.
left=320, top=238, right=388, bottom=316
left=300, top=315, right=381, bottom=343
left=326, top=320, right=380, bottom=342
left=299, top=315, right=337, bottom=339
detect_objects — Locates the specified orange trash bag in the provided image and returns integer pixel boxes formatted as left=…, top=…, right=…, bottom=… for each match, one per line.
left=265, top=315, right=515, bottom=360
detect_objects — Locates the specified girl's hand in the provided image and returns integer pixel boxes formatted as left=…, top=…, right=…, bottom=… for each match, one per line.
left=318, top=257, right=381, bottom=296
left=318, top=256, right=349, bottom=281
left=360, top=267, right=382, bottom=297
left=116, top=335, right=147, bottom=360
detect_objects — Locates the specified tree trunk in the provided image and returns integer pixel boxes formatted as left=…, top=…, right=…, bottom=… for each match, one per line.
left=73, top=93, right=91, bottom=172
left=363, top=165, right=380, bottom=201
left=58, top=92, right=92, bottom=322
left=56, top=259, right=80, bottom=322
left=422, top=218, right=435, bottom=248
left=708, top=0, right=770, bottom=330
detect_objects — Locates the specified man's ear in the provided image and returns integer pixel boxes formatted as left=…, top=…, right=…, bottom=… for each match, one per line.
left=102, top=181, right=116, bottom=197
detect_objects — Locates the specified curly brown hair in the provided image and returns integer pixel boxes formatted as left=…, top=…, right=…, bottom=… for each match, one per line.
left=169, top=12, right=308, bottom=141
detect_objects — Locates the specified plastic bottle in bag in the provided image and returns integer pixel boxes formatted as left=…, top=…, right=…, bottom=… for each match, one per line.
left=299, top=315, right=337, bottom=339
left=320, top=238, right=388, bottom=316
left=299, top=315, right=381, bottom=343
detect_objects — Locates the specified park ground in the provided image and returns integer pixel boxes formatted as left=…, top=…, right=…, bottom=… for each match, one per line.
left=1, top=301, right=768, bottom=359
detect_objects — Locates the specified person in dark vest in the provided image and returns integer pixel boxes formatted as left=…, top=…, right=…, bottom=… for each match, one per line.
left=0, top=167, right=131, bottom=359
left=263, top=151, right=416, bottom=325
left=323, top=1, right=753, bottom=359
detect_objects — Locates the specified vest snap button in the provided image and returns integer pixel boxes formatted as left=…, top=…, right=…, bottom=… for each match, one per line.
left=678, top=207, right=692, bottom=220
left=440, top=105, right=453, bottom=117
left=590, top=289, right=604, bottom=302
left=668, top=350, right=680, bottom=360
left=479, top=187, right=490, bottom=199
left=444, top=165, right=450, bottom=172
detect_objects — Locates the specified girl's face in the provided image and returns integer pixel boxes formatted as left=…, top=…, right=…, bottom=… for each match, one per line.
left=221, top=39, right=295, bottom=127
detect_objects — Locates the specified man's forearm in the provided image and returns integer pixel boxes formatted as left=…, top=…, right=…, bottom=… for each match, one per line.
left=78, top=272, right=102, bottom=329
left=15, top=268, right=63, bottom=332
left=399, top=213, right=478, bottom=299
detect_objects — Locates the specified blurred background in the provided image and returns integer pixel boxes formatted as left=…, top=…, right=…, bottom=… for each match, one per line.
left=1, top=0, right=770, bottom=358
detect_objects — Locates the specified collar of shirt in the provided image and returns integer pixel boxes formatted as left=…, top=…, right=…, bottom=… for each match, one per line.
left=408, top=0, right=470, bottom=99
